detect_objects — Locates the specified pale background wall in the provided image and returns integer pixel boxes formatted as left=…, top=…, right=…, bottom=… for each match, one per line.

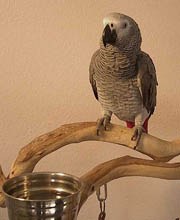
left=0, top=0, right=180, bottom=219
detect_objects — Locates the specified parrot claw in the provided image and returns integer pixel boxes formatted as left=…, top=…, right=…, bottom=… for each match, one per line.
left=131, top=125, right=145, bottom=148
left=96, top=115, right=111, bottom=136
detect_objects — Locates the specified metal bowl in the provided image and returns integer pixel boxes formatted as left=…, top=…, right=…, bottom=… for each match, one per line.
left=3, top=172, right=83, bottom=220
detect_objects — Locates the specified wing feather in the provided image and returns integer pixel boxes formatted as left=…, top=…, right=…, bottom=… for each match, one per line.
left=137, top=51, right=158, bottom=114
left=89, top=50, right=100, bottom=100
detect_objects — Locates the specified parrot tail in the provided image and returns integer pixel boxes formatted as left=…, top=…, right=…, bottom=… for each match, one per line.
left=126, top=117, right=149, bottom=133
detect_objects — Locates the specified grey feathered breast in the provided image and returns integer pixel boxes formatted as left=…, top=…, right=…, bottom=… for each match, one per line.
left=89, top=47, right=157, bottom=121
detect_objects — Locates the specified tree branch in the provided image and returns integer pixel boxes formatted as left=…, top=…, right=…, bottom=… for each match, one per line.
left=0, top=165, right=6, bottom=208
left=0, top=122, right=180, bottom=208
left=79, top=155, right=180, bottom=208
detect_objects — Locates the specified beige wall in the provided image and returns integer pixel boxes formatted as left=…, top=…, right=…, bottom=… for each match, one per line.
left=0, top=0, right=180, bottom=219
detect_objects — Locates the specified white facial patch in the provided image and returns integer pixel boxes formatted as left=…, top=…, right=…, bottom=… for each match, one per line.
left=103, top=14, right=121, bottom=29
left=103, top=18, right=109, bottom=27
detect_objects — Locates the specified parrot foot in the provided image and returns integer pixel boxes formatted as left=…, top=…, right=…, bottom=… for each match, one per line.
left=96, top=115, right=111, bottom=136
left=131, top=125, right=145, bottom=148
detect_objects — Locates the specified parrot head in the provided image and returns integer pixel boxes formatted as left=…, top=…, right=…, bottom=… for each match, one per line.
left=102, top=13, right=142, bottom=52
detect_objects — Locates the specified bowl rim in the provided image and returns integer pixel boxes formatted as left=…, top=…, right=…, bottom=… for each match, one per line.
left=2, top=172, right=84, bottom=202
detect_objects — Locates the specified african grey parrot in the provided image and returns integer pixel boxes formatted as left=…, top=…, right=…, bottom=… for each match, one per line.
left=89, top=13, right=158, bottom=144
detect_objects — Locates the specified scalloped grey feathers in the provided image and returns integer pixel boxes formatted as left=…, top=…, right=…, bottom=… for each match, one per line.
left=89, top=13, right=158, bottom=123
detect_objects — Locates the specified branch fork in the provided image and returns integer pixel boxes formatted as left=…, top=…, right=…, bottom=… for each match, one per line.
left=1, top=122, right=180, bottom=209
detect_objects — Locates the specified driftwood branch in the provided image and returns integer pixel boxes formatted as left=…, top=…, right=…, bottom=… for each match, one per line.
left=0, top=166, right=6, bottom=208
left=79, top=155, right=180, bottom=208
left=0, top=122, right=180, bottom=208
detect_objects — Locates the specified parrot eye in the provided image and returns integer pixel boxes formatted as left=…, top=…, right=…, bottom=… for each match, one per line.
left=110, top=23, right=114, bottom=28
left=122, top=22, right=127, bottom=29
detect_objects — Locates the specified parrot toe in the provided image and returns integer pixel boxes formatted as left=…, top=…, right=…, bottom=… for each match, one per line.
left=96, top=115, right=111, bottom=135
left=131, top=125, right=145, bottom=148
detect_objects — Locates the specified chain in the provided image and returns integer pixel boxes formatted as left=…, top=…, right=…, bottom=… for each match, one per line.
left=96, top=184, right=107, bottom=220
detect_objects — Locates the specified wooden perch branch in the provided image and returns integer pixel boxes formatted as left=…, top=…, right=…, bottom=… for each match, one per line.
left=79, top=156, right=180, bottom=208
left=0, top=165, right=6, bottom=208
left=0, top=122, right=180, bottom=208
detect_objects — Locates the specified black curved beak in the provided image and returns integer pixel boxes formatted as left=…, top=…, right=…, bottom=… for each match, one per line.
left=102, top=24, right=117, bottom=47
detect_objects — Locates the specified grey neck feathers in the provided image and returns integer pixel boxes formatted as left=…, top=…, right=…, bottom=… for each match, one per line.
left=99, top=40, right=139, bottom=80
